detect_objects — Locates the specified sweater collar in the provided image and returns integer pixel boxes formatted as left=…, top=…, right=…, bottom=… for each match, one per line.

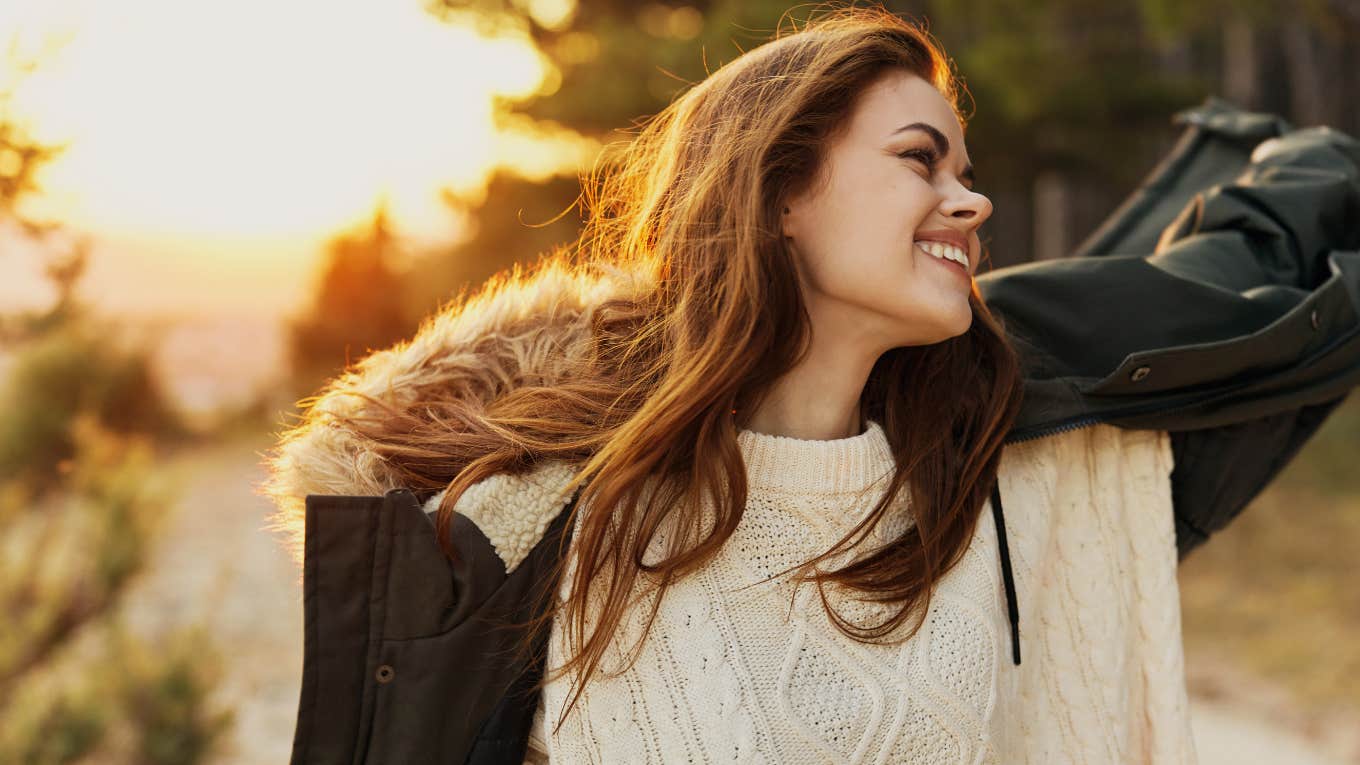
left=736, top=418, right=894, bottom=496
left=735, top=417, right=1022, bottom=667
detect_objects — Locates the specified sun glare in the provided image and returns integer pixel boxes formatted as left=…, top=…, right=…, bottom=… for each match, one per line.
left=1, top=0, right=566, bottom=243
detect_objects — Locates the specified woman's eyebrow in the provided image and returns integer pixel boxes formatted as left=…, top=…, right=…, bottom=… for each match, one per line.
left=890, top=121, right=975, bottom=185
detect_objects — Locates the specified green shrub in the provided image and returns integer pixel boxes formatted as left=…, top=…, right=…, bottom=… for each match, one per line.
left=0, top=323, right=181, bottom=489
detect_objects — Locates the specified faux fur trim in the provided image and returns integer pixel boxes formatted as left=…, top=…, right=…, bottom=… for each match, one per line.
left=255, top=256, right=654, bottom=569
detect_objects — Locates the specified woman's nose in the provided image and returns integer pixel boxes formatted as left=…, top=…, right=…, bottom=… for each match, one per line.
left=941, top=188, right=992, bottom=223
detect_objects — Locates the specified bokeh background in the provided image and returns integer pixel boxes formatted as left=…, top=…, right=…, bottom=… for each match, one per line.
left=1, top=0, right=1357, bottom=762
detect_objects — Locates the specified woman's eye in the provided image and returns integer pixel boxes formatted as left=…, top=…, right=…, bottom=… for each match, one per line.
left=897, top=148, right=937, bottom=173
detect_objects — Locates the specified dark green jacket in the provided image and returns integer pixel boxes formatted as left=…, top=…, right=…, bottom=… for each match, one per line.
left=287, top=99, right=1360, bottom=764
left=979, top=97, right=1360, bottom=558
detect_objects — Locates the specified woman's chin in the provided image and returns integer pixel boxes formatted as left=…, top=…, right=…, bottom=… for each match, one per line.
left=941, top=310, right=973, bottom=340
left=888, top=308, right=974, bottom=347
left=934, top=302, right=975, bottom=341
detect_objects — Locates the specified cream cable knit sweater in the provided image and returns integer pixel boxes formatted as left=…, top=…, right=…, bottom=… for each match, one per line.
left=521, top=420, right=1197, bottom=764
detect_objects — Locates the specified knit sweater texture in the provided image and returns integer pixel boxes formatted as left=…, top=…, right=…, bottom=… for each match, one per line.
left=522, top=419, right=1196, bottom=764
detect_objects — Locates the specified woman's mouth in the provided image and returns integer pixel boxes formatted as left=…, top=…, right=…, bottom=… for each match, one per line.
left=915, top=241, right=970, bottom=277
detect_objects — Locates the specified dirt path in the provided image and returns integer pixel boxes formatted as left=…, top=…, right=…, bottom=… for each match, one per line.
left=120, top=430, right=303, bottom=765
left=117, top=431, right=1356, bottom=764
left=1190, top=699, right=1351, bottom=765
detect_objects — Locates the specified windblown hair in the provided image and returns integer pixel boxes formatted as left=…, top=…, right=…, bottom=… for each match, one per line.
left=269, top=5, right=1024, bottom=734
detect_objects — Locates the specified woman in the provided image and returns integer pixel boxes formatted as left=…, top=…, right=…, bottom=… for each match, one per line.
left=262, top=6, right=1360, bottom=764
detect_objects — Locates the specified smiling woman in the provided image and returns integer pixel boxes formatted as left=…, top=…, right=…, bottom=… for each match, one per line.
left=259, top=3, right=1360, bottom=764
left=267, top=6, right=1031, bottom=762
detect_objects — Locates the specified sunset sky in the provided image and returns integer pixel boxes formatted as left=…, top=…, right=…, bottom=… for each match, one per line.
left=0, top=0, right=591, bottom=321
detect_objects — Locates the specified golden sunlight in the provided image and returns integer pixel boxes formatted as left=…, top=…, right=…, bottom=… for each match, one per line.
left=3, top=0, right=554, bottom=238
left=0, top=0, right=591, bottom=318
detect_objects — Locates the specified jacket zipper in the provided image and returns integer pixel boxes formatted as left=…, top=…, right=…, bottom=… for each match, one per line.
left=1002, top=375, right=1266, bottom=445
left=1004, top=414, right=1103, bottom=445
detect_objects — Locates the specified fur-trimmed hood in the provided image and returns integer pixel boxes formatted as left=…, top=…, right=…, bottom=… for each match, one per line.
left=256, top=256, right=655, bottom=569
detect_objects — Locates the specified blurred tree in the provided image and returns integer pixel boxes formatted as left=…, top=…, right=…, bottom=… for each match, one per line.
left=0, top=61, right=68, bottom=241
left=0, top=51, right=231, bottom=764
left=403, top=170, right=589, bottom=317
left=286, top=203, right=415, bottom=394
left=0, top=306, right=184, bottom=487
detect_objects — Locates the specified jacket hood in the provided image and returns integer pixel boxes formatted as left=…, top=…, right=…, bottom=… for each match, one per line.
left=256, top=256, right=656, bottom=567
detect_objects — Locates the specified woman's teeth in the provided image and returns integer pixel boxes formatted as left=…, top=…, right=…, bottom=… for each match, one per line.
left=915, top=240, right=968, bottom=270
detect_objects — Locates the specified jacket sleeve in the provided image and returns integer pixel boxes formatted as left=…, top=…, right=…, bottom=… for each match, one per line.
left=1124, top=117, right=1360, bottom=559
left=977, top=100, right=1360, bottom=559
left=1166, top=396, right=1348, bottom=558
left=979, top=118, right=1360, bottom=396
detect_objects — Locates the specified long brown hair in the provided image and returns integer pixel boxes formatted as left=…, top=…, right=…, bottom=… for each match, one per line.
left=316, top=5, right=1023, bottom=733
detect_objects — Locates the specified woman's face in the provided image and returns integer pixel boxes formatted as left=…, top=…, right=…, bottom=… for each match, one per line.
left=781, top=69, right=991, bottom=351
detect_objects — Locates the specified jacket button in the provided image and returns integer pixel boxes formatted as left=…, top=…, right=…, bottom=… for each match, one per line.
left=1311, top=309, right=1320, bottom=330
left=1129, top=365, right=1151, bottom=382
left=376, top=664, right=395, bottom=684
